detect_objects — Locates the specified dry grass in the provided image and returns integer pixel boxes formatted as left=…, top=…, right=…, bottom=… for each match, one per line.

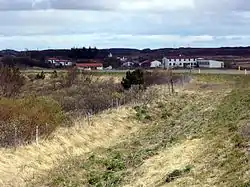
left=0, top=107, right=143, bottom=186
left=2, top=73, right=250, bottom=187
left=123, top=138, right=204, bottom=187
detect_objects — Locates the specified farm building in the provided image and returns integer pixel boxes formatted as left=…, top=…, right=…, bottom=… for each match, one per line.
left=162, top=57, right=197, bottom=69
left=150, top=60, right=162, bottom=68
left=76, top=63, right=103, bottom=70
left=197, top=59, right=224, bottom=68
left=46, top=58, right=73, bottom=67
left=140, top=60, right=162, bottom=68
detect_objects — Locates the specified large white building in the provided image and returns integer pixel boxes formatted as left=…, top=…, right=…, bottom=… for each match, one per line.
left=162, top=57, right=224, bottom=69
left=197, top=59, right=224, bottom=68
left=162, top=57, right=197, bottom=69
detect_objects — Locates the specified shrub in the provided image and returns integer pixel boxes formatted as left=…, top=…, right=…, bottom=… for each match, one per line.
left=35, top=71, right=45, bottom=79
left=0, top=96, right=66, bottom=147
left=0, top=65, right=25, bottom=97
left=121, top=69, right=178, bottom=90
left=50, top=70, right=58, bottom=79
left=121, top=69, right=144, bottom=90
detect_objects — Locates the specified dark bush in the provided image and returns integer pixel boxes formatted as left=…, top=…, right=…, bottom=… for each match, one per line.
left=35, top=71, right=45, bottom=79
left=121, top=69, right=144, bottom=90
left=0, top=65, right=25, bottom=97
left=121, top=69, right=175, bottom=90
left=51, top=70, right=58, bottom=79
left=0, top=96, right=66, bottom=147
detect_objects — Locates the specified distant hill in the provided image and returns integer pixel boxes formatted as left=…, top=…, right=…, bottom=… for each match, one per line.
left=1, top=47, right=250, bottom=58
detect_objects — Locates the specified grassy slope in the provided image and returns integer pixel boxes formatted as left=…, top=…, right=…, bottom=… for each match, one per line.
left=0, top=107, right=144, bottom=187
left=2, top=74, right=250, bottom=187
left=30, top=74, right=250, bottom=187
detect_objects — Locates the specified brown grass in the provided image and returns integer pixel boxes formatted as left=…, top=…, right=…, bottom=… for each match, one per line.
left=0, top=107, right=144, bottom=186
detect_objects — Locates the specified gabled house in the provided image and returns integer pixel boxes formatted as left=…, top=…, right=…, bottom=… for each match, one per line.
left=150, top=60, right=162, bottom=68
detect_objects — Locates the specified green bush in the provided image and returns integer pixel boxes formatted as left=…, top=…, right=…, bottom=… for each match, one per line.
left=0, top=96, right=66, bottom=147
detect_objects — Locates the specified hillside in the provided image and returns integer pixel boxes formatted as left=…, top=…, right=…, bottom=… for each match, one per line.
left=1, top=74, right=250, bottom=186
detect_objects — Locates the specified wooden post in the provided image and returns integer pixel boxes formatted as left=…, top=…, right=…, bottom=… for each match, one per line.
left=14, top=125, right=17, bottom=149
left=116, top=98, right=119, bottom=108
left=111, top=99, right=114, bottom=108
left=87, top=112, right=91, bottom=126
left=170, top=79, right=174, bottom=94
left=239, top=66, right=241, bottom=71
left=199, top=69, right=201, bottom=74
left=36, top=126, right=39, bottom=145
left=245, top=69, right=247, bottom=75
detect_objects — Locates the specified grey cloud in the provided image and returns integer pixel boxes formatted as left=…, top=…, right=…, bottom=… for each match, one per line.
left=0, top=0, right=249, bottom=11
left=194, top=0, right=250, bottom=11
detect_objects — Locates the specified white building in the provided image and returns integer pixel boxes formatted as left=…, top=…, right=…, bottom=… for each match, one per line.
left=150, top=60, right=162, bottom=68
left=162, top=57, right=197, bottom=69
left=108, top=53, right=113, bottom=58
left=47, top=58, right=73, bottom=67
left=197, top=59, right=224, bottom=68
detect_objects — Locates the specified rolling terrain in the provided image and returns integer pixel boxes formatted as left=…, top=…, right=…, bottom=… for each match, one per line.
left=1, top=73, right=250, bottom=186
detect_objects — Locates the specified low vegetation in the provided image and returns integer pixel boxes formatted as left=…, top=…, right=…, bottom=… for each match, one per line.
left=0, top=65, right=25, bottom=97
left=2, top=69, right=250, bottom=187
left=0, top=96, right=66, bottom=147
left=0, top=67, right=181, bottom=148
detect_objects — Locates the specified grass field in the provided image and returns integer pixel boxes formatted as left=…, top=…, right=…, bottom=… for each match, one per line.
left=1, top=73, right=250, bottom=186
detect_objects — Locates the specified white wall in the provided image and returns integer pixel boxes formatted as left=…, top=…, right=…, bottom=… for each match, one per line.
left=198, top=59, right=224, bottom=68
left=209, top=60, right=224, bottom=68
left=150, top=60, right=162, bottom=68
left=162, top=57, right=197, bottom=68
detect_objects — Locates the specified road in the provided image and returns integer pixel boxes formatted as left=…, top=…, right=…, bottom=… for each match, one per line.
left=21, top=69, right=250, bottom=75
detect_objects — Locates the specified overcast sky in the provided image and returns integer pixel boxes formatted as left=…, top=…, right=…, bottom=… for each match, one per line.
left=0, top=0, right=250, bottom=50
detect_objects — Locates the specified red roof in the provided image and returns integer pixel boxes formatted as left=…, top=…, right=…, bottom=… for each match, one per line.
left=76, top=63, right=103, bottom=67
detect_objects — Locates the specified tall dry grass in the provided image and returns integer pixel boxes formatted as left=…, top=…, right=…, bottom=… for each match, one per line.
left=0, top=107, right=143, bottom=186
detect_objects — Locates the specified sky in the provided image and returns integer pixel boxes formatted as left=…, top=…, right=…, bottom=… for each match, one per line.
left=0, top=0, right=250, bottom=50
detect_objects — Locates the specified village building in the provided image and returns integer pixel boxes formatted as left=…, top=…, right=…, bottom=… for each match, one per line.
left=76, top=63, right=103, bottom=70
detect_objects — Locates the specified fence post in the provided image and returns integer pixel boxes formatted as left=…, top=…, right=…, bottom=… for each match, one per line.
left=199, top=69, right=201, bottom=74
left=245, top=69, right=247, bottom=75
left=36, top=125, right=39, bottom=145
left=14, top=125, right=17, bottom=149
left=87, top=112, right=91, bottom=126
left=116, top=98, right=119, bottom=108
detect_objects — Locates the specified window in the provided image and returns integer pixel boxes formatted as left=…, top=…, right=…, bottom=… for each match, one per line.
left=180, top=63, right=182, bottom=66
left=169, top=59, right=172, bottom=61
left=173, top=63, right=176, bottom=66
left=184, top=59, right=186, bottom=61
left=169, top=63, right=172, bottom=66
